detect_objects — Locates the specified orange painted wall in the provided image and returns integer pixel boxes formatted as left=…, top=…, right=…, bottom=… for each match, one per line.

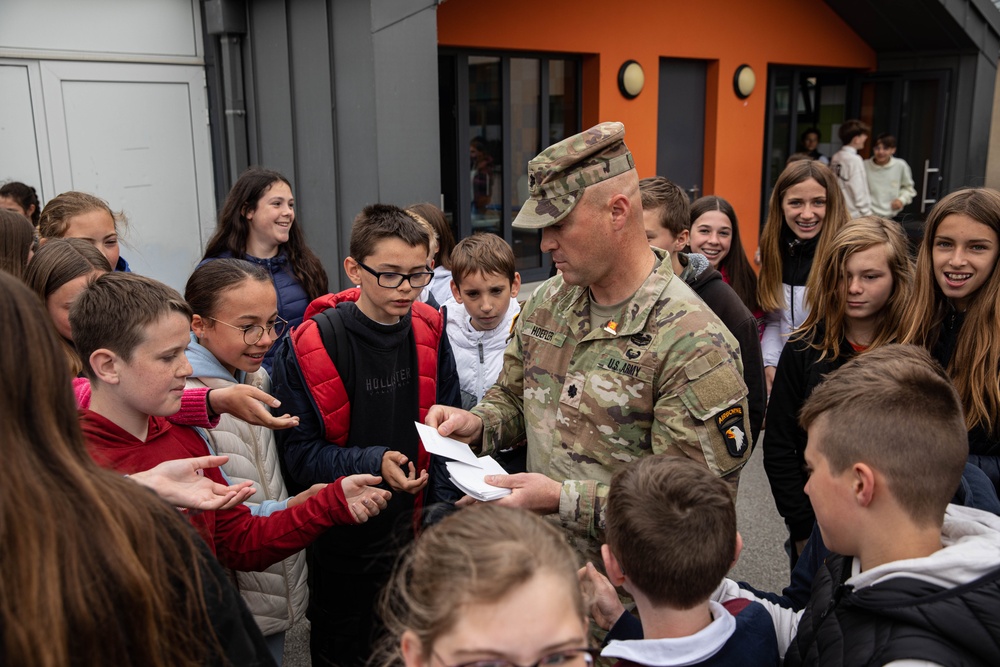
left=438, top=0, right=876, bottom=253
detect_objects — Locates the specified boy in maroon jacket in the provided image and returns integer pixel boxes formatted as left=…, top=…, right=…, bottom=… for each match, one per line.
left=71, top=272, right=389, bottom=572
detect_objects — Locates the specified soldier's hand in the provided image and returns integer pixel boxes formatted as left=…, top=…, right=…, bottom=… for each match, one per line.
left=425, top=404, right=484, bottom=445
left=578, top=562, right=626, bottom=631
left=483, top=472, right=561, bottom=515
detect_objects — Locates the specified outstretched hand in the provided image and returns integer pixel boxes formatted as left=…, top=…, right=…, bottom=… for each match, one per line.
left=210, top=384, right=300, bottom=430
left=131, top=455, right=256, bottom=511
left=381, top=451, right=429, bottom=495
left=287, top=483, right=327, bottom=508
left=341, top=474, right=392, bottom=523
left=578, top=562, right=626, bottom=631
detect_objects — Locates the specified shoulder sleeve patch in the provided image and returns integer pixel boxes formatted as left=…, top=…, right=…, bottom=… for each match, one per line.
left=716, top=406, right=749, bottom=458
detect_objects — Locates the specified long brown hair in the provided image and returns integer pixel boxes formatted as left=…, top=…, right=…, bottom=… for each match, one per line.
left=22, top=238, right=112, bottom=375
left=757, top=160, right=849, bottom=312
left=0, top=180, right=41, bottom=225
left=407, top=202, right=455, bottom=270
left=203, top=167, right=329, bottom=300
left=690, top=195, right=760, bottom=314
left=0, top=272, right=224, bottom=666
left=800, top=216, right=913, bottom=360
left=0, top=209, right=35, bottom=278
left=900, top=188, right=1000, bottom=436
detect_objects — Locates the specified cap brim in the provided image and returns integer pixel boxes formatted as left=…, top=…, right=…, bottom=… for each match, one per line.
left=512, top=192, right=581, bottom=229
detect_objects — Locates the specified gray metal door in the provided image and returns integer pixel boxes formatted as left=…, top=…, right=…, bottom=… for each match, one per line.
left=657, top=58, right=707, bottom=201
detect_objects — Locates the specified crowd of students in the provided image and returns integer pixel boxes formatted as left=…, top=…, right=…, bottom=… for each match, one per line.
left=1, top=116, right=999, bottom=667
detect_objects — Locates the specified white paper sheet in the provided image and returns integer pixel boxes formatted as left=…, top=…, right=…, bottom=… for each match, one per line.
left=414, top=421, right=511, bottom=501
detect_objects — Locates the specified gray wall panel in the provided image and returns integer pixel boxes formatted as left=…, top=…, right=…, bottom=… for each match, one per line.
left=287, top=1, right=340, bottom=275
left=331, top=0, right=379, bottom=288
left=372, top=0, right=426, bottom=31
left=216, top=0, right=440, bottom=290
left=247, top=0, right=294, bottom=175
left=964, top=52, right=996, bottom=187
left=373, top=4, right=440, bottom=208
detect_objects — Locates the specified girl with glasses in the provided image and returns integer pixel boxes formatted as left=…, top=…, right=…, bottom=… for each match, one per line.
left=185, top=257, right=322, bottom=664
left=376, top=504, right=598, bottom=667
left=202, top=167, right=329, bottom=372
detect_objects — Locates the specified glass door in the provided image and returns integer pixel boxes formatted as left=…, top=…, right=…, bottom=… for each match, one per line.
left=855, top=71, right=949, bottom=219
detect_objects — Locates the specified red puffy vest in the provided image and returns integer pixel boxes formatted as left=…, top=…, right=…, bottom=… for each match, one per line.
left=288, top=288, right=441, bottom=482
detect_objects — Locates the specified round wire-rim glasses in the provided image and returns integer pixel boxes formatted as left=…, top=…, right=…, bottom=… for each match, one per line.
left=206, top=315, right=288, bottom=345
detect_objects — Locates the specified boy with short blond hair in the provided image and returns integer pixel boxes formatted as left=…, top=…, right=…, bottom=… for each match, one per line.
left=441, top=232, right=521, bottom=409
left=272, top=203, right=461, bottom=665
left=718, top=345, right=1000, bottom=664
left=74, top=272, right=388, bottom=572
left=596, top=455, right=779, bottom=666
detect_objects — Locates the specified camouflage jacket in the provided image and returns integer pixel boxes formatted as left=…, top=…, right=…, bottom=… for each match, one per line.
left=472, top=249, right=751, bottom=560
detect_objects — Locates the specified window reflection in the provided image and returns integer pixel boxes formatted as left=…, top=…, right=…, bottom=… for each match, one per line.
left=441, top=51, right=581, bottom=281
left=469, top=56, right=502, bottom=235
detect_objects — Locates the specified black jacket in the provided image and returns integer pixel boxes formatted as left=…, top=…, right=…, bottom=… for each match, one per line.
left=763, top=327, right=854, bottom=540
left=786, top=552, right=1000, bottom=667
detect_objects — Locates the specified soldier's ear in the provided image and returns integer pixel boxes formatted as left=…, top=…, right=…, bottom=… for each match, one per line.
left=608, top=193, right=630, bottom=231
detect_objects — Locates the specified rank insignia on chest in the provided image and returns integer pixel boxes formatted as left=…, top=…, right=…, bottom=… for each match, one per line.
left=716, top=406, right=748, bottom=458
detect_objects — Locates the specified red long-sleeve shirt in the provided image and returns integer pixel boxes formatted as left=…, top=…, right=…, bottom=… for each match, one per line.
left=80, top=409, right=358, bottom=572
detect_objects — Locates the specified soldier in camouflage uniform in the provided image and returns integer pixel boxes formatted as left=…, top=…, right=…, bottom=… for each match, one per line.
left=427, top=122, right=752, bottom=565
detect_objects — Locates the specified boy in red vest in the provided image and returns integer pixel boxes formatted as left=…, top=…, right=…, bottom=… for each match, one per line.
left=272, top=203, right=461, bottom=666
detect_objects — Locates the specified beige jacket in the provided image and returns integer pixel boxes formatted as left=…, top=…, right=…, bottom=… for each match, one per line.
left=186, top=368, right=308, bottom=636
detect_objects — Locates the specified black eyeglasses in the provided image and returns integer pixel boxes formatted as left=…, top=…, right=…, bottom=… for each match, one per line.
left=432, top=647, right=601, bottom=667
left=206, top=316, right=288, bottom=345
left=356, top=260, right=433, bottom=288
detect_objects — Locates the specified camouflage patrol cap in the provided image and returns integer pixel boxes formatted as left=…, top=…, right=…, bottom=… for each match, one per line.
left=512, top=121, right=635, bottom=229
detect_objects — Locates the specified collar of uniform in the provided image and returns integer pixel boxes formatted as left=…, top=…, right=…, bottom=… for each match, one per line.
left=536, top=247, right=673, bottom=340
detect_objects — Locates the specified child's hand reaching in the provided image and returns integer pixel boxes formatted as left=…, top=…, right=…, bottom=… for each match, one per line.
left=341, top=474, right=391, bottom=523
left=208, top=384, right=300, bottom=430
left=286, top=483, right=327, bottom=508
left=381, top=451, right=429, bottom=495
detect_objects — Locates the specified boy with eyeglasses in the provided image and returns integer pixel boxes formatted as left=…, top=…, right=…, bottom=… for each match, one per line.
left=272, top=203, right=461, bottom=666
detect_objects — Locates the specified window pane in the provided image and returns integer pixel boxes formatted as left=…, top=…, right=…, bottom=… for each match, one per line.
left=509, top=57, right=540, bottom=270
left=549, top=59, right=579, bottom=142
left=469, top=56, right=502, bottom=236
left=511, top=58, right=581, bottom=273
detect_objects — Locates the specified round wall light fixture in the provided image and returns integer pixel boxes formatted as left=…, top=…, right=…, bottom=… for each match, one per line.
left=618, top=60, right=645, bottom=99
left=734, top=64, right=756, bottom=99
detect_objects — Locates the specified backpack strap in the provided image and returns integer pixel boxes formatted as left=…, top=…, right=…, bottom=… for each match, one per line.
left=314, top=306, right=354, bottom=404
